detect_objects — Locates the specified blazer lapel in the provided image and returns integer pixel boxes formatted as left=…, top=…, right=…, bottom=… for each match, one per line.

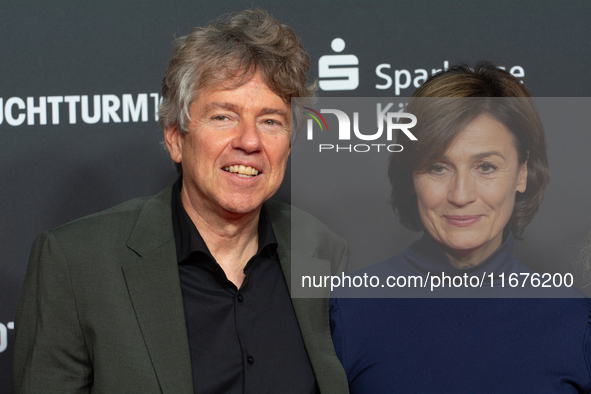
left=122, top=184, right=193, bottom=394
left=268, top=200, right=332, bottom=295
left=268, top=201, right=349, bottom=394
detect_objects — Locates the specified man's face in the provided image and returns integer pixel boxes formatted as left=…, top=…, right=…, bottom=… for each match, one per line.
left=165, top=72, right=291, bottom=217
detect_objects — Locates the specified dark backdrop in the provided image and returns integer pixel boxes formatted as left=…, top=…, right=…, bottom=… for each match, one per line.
left=1, top=1, right=590, bottom=391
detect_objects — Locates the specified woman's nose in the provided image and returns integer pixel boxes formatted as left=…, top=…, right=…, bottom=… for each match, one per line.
left=447, top=170, right=476, bottom=207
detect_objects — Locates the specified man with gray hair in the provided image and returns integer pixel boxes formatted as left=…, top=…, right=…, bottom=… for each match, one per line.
left=14, top=10, right=348, bottom=393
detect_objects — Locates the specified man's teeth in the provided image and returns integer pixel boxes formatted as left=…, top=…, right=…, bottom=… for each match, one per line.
left=223, top=165, right=260, bottom=177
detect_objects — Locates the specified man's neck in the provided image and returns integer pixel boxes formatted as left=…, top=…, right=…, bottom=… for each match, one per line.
left=180, top=187, right=260, bottom=288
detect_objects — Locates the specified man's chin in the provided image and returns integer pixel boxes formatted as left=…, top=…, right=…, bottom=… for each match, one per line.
left=218, top=198, right=266, bottom=217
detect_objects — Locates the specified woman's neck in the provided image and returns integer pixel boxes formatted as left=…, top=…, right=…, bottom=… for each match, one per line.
left=442, top=234, right=503, bottom=269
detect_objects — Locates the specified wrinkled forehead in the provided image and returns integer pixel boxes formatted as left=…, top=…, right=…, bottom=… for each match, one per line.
left=196, top=62, right=290, bottom=107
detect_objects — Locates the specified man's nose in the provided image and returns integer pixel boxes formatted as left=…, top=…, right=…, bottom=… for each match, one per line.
left=232, top=120, right=263, bottom=153
left=447, top=170, right=476, bottom=207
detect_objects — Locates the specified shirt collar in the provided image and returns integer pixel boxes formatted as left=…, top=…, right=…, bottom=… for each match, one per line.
left=171, top=177, right=278, bottom=264
left=403, top=230, right=516, bottom=276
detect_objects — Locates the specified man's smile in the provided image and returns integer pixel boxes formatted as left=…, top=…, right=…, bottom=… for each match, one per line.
left=222, top=165, right=261, bottom=178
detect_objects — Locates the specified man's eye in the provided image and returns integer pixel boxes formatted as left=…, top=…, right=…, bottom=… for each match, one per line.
left=263, top=119, right=280, bottom=126
left=213, top=115, right=229, bottom=121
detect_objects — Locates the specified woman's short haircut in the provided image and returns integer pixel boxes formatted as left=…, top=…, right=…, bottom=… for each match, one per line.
left=158, top=9, right=316, bottom=173
left=388, top=62, right=550, bottom=237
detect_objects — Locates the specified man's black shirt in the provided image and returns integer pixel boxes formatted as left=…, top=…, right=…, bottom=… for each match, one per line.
left=171, top=179, right=318, bottom=394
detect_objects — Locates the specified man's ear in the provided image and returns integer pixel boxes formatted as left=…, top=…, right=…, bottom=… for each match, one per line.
left=164, top=126, right=183, bottom=164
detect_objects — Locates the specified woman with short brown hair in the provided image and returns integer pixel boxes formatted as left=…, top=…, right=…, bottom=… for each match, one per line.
left=331, top=63, right=590, bottom=393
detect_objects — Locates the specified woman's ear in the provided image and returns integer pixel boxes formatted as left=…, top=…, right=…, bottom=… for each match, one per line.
left=516, top=152, right=528, bottom=194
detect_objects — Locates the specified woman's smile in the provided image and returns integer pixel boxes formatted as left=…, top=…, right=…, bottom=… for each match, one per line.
left=413, top=113, right=528, bottom=267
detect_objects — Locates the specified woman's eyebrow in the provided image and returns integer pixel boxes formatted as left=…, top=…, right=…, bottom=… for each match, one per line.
left=472, top=151, right=506, bottom=160
left=439, top=151, right=507, bottom=162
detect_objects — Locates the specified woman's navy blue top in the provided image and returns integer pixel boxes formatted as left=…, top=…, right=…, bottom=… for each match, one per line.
left=330, top=233, right=591, bottom=393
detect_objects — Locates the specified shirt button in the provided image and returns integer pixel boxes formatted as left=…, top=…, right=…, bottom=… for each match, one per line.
left=247, top=356, right=254, bottom=364
left=237, top=294, right=244, bottom=302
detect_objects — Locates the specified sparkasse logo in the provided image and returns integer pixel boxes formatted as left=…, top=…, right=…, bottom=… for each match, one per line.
left=318, top=38, right=359, bottom=91
left=317, top=38, right=526, bottom=93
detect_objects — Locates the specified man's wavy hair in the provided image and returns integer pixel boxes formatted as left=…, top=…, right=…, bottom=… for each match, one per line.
left=158, top=9, right=316, bottom=175
left=388, top=62, right=549, bottom=238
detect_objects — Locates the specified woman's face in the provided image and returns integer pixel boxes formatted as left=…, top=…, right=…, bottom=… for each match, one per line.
left=412, top=114, right=528, bottom=267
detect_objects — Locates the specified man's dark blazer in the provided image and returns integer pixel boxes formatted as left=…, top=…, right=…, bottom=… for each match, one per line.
left=13, top=184, right=349, bottom=394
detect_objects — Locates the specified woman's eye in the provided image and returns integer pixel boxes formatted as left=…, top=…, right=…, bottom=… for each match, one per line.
left=428, top=165, right=448, bottom=175
left=478, top=163, right=497, bottom=173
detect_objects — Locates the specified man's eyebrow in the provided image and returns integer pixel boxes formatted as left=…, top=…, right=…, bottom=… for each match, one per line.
left=204, top=102, right=240, bottom=113
left=202, top=103, right=288, bottom=120
left=259, top=107, right=289, bottom=119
